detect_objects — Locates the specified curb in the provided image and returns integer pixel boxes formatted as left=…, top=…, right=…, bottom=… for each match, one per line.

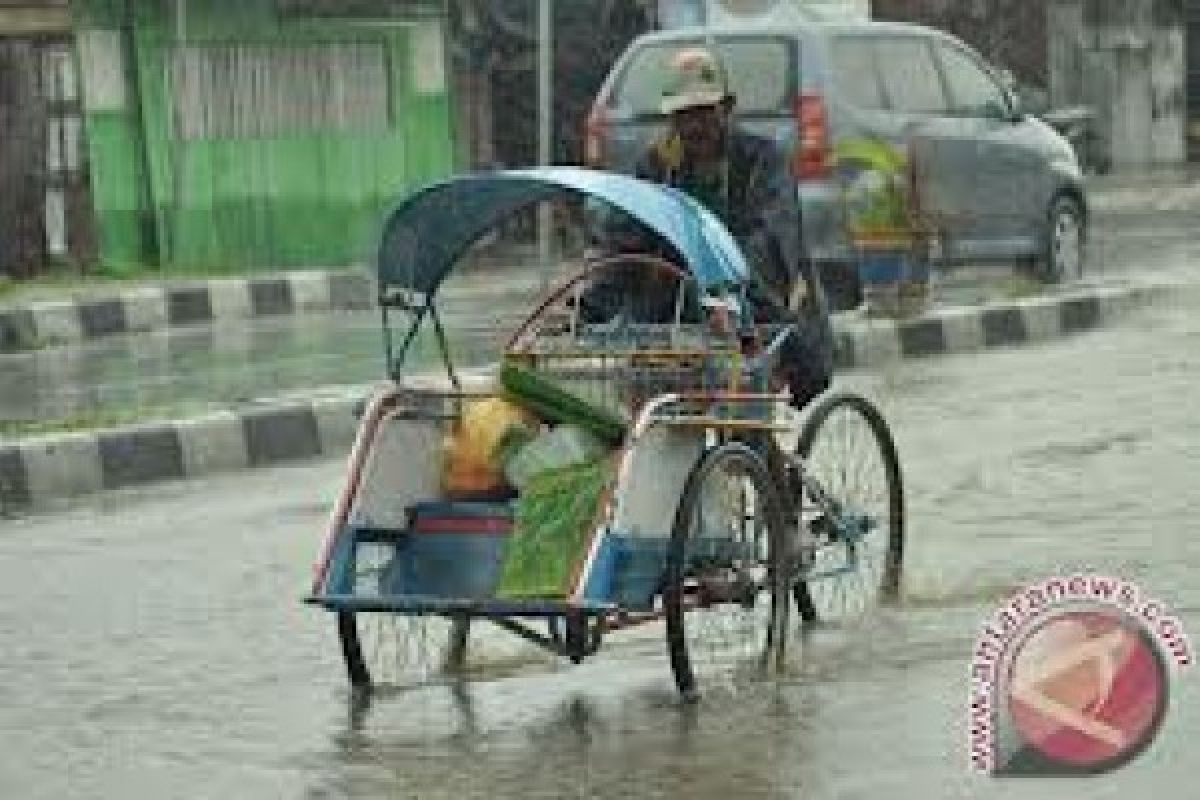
left=0, top=281, right=1169, bottom=514
left=0, top=270, right=374, bottom=353
left=832, top=282, right=1159, bottom=369
left=0, top=389, right=366, bottom=514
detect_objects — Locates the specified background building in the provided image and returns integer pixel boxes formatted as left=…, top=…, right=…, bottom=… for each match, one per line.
left=875, top=0, right=1195, bottom=170
left=72, top=0, right=455, bottom=272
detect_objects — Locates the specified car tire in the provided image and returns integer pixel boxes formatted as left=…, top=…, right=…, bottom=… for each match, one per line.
left=1028, top=195, right=1086, bottom=284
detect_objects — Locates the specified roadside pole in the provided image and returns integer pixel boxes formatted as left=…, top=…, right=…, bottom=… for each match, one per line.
left=537, top=0, right=553, bottom=287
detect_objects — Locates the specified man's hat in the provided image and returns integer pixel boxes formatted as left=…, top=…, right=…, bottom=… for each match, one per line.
left=660, top=47, right=730, bottom=115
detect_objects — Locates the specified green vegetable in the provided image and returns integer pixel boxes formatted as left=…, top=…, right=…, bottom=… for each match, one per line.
left=496, top=459, right=612, bottom=599
left=499, top=360, right=628, bottom=445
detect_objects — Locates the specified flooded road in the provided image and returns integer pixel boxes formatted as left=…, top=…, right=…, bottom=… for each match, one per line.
left=0, top=281, right=536, bottom=432
left=2, top=294, right=1199, bottom=798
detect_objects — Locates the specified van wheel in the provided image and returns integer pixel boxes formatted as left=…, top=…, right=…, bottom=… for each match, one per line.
left=1026, top=196, right=1085, bottom=284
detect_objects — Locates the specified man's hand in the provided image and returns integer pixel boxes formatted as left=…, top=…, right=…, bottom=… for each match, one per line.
left=788, top=278, right=809, bottom=312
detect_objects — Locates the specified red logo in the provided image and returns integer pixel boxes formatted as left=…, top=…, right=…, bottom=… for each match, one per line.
left=1004, top=609, right=1169, bottom=772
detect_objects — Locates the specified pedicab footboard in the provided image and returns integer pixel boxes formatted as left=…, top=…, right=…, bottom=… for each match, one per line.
left=309, top=524, right=761, bottom=613
left=306, top=593, right=616, bottom=618
left=306, top=513, right=676, bottom=618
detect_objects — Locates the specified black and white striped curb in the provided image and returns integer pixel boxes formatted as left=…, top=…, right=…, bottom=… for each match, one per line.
left=0, top=282, right=1170, bottom=513
left=831, top=283, right=1161, bottom=369
left=0, top=391, right=365, bottom=514
left=0, top=270, right=373, bottom=353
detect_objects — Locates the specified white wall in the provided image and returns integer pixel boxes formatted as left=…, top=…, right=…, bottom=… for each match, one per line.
left=1049, top=0, right=1186, bottom=168
left=658, top=0, right=870, bottom=29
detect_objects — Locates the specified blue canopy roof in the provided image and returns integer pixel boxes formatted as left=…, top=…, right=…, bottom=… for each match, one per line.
left=376, top=167, right=749, bottom=300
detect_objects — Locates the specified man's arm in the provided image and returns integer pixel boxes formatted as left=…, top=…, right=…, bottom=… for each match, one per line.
left=737, top=135, right=829, bottom=320
left=735, top=134, right=835, bottom=408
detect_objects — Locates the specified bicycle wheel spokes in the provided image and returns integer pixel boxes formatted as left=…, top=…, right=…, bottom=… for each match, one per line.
left=689, top=461, right=771, bottom=680
left=795, top=394, right=904, bottom=626
left=667, top=444, right=788, bottom=699
left=337, top=545, right=468, bottom=689
left=357, top=614, right=462, bottom=687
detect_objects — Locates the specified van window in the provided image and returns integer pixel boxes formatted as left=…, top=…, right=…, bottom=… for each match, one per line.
left=613, top=38, right=794, bottom=116
left=832, top=38, right=884, bottom=110
left=873, top=37, right=947, bottom=114
left=936, top=41, right=1010, bottom=118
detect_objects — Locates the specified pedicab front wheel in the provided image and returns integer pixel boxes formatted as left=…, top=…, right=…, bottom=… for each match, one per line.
left=665, top=442, right=791, bottom=701
left=792, top=392, right=904, bottom=625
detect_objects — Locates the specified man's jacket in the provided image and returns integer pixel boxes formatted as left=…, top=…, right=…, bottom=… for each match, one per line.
left=594, top=126, right=835, bottom=407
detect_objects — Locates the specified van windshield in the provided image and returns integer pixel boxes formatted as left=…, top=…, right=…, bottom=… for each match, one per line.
left=612, top=37, right=795, bottom=116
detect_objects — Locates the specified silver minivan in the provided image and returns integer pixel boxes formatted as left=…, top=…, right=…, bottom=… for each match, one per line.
left=585, top=21, right=1088, bottom=309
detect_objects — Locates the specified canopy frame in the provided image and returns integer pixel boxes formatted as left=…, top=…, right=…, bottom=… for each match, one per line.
left=373, top=167, right=752, bottom=383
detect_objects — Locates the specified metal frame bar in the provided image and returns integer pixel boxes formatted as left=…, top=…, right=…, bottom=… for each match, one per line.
left=488, top=617, right=571, bottom=657
left=427, top=303, right=461, bottom=392
left=307, top=593, right=614, bottom=618
left=387, top=302, right=430, bottom=380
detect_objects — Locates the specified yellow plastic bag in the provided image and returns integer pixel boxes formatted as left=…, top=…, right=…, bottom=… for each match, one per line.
left=443, top=398, right=539, bottom=498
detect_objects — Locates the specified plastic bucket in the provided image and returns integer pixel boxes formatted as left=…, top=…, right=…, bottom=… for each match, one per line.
left=858, top=250, right=931, bottom=317
left=858, top=249, right=908, bottom=285
left=387, top=502, right=515, bottom=598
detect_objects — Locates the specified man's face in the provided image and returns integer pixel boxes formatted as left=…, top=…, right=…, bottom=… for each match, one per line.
left=672, top=103, right=727, bottom=162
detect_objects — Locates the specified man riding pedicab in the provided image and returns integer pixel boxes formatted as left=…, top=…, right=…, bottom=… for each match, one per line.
left=585, top=45, right=835, bottom=413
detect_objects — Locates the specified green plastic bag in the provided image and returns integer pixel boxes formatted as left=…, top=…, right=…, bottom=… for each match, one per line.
left=496, top=459, right=612, bottom=599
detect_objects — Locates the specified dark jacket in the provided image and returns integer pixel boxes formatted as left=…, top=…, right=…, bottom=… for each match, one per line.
left=590, top=126, right=835, bottom=408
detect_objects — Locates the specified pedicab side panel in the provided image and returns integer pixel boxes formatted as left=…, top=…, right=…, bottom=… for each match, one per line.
left=351, top=411, right=444, bottom=530
left=574, top=414, right=707, bottom=610
left=312, top=389, right=448, bottom=601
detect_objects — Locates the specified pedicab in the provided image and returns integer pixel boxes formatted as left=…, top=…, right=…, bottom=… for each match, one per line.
left=306, top=167, right=904, bottom=699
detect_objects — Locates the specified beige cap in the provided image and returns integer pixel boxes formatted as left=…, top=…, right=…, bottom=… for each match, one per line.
left=660, top=47, right=730, bottom=115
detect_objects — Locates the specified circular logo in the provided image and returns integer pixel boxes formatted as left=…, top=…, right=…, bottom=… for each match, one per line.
left=1005, top=608, right=1169, bottom=772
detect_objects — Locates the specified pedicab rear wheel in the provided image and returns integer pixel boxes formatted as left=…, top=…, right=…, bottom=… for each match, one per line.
left=792, top=392, right=904, bottom=624
left=665, top=442, right=791, bottom=700
left=338, top=611, right=471, bottom=690
left=335, top=538, right=471, bottom=689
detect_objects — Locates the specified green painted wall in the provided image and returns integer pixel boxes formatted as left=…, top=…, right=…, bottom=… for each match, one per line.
left=74, top=0, right=456, bottom=272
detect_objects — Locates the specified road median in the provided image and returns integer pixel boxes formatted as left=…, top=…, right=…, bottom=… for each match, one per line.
left=0, top=280, right=1176, bottom=514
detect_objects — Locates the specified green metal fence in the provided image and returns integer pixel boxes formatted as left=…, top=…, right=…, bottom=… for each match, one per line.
left=74, top=0, right=456, bottom=273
